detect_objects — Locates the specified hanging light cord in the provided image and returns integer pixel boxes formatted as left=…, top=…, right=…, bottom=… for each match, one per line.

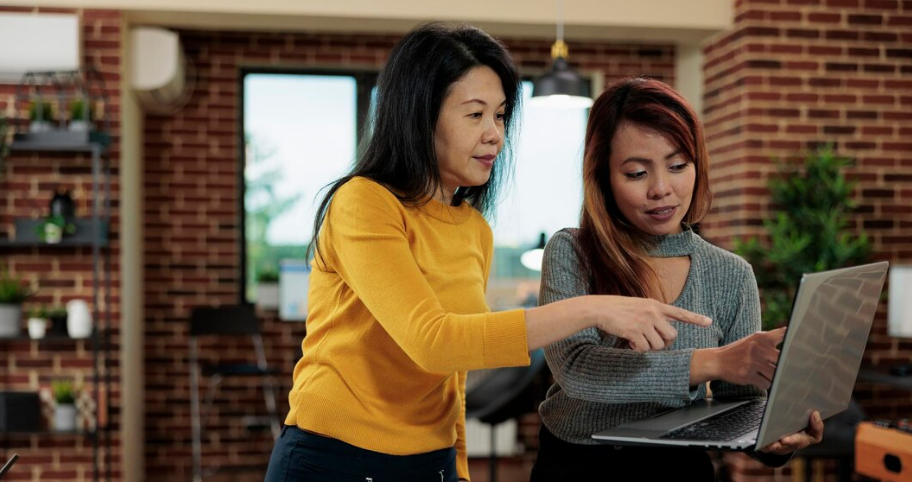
left=557, top=0, right=563, bottom=43
left=552, top=0, right=569, bottom=60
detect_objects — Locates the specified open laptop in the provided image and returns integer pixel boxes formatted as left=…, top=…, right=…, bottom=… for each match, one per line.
left=592, top=261, right=889, bottom=451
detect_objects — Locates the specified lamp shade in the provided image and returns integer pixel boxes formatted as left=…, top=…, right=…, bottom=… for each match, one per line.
left=520, top=233, right=548, bottom=272
left=529, top=57, right=593, bottom=109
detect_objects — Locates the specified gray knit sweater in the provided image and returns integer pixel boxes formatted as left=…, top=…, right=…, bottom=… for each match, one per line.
left=538, top=225, right=765, bottom=445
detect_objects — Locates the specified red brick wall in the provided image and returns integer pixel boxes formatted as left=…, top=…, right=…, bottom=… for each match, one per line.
left=701, top=0, right=912, bottom=480
left=141, top=29, right=674, bottom=479
left=0, top=7, right=123, bottom=482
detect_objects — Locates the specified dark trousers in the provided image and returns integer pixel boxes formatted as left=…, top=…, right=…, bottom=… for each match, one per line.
left=530, top=425, right=716, bottom=481
left=264, top=425, right=459, bottom=482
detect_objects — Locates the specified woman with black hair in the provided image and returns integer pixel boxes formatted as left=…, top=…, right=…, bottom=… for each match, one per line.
left=264, top=24, right=712, bottom=482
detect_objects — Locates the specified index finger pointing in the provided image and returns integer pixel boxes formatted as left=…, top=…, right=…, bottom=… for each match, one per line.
left=664, top=305, right=712, bottom=326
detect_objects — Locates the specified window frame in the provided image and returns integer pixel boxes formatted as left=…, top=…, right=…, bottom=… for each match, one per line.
left=237, top=67, right=378, bottom=305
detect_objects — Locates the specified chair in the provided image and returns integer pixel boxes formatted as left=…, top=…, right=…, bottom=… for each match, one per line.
left=189, top=305, right=280, bottom=482
left=465, top=349, right=548, bottom=482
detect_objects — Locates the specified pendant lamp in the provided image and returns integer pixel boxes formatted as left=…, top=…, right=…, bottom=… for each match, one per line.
left=530, top=0, right=594, bottom=109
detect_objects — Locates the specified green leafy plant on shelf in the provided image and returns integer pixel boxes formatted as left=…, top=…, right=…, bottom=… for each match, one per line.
left=256, top=267, right=280, bottom=284
left=35, top=214, right=77, bottom=243
left=47, top=305, right=68, bottom=319
left=734, top=145, right=872, bottom=330
left=28, top=99, right=55, bottom=122
left=69, top=97, right=94, bottom=122
left=52, top=379, right=78, bottom=405
left=0, top=267, right=34, bottom=305
left=27, top=304, right=49, bottom=319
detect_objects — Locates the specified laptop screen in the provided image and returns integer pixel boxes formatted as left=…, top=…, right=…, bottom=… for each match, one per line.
left=755, top=262, right=888, bottom=448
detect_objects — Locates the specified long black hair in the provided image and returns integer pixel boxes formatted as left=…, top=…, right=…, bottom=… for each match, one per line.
left=308, top=22, right=522, bottom=262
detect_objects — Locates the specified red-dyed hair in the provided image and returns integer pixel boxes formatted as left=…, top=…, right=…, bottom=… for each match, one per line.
left=577, top=77, right=712, bottom=299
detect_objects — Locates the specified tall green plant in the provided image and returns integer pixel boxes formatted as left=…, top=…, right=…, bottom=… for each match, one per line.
left=734, top=145, right=872, bottom=330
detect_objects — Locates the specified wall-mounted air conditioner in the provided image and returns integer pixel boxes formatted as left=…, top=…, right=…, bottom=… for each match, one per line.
left=0, top=13, right=81, bottom=83
left=131, top=27, right=194, bottom=114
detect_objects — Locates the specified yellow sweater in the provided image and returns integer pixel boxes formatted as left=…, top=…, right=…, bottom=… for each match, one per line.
left=285, top=177, right=530, bottom=480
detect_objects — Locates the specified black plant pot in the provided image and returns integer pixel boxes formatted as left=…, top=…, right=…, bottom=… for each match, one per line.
left=48, top=314, right=68, bottom=337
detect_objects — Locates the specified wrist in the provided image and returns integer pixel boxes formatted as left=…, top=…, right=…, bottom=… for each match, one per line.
left=690, top=347, right=722, bottom=386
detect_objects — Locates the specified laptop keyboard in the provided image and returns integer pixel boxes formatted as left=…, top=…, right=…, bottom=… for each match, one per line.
left=659, top=401, right=766, bottom=442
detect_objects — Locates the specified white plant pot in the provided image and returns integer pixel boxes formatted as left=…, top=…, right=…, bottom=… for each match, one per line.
left=257, top=283, right=279, bottom=309
left=29, top=121, right=53, bottom=133
left=0, top=304, right=22, bottom=338
left=44, top=223, right=63, bottom=244
left=66, top=299, right=93, bottom=339
left=53, top=404, right=78, bottom=432
left=27, top=317, right=48, bottom=339
left=68, top=120, right=91, bottom=132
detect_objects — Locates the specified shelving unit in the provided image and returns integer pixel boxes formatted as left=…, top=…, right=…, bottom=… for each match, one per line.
left=0, top=70, right=113, bottom=482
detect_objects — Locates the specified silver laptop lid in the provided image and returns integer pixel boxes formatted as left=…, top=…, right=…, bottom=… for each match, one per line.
left=755, top=261, right=888, bottom=448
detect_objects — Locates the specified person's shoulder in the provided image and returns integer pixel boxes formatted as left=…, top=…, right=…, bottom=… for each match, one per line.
left=335, top=176, right=401, bottom=206
left=692, top=234, right=754, bottom=278
left=544, top=228, right=581, bottom=259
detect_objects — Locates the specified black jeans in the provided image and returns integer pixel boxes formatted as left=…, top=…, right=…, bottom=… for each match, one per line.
left=530, top=425, right=715, bottom=481
left=263, top=425, right=458, bottom=482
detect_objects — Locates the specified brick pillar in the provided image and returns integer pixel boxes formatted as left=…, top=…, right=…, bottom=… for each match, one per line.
left=702, top=0, right=912, bottom=480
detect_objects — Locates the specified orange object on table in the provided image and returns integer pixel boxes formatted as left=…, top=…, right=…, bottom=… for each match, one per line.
left=856, top=421, right=912, bottom=481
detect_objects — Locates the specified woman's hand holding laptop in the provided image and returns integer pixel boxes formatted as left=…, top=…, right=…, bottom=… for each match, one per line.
left=759, top=410, right=824, bottom=455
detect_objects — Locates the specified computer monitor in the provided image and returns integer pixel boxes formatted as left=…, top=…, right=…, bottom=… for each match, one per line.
left=279, top=258, right=310, bottom=322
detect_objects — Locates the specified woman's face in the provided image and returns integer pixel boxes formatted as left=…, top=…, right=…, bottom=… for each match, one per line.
left=608, top=122, right=695, bottom=236
left=434, top=66, right=506, bottom=202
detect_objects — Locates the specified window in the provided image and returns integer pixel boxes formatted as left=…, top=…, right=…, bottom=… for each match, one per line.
left=241, top=75, right=588, bottom=310
left=241, top=71, right=375, bottom=304
left=486, top=81, right=588, bottom=310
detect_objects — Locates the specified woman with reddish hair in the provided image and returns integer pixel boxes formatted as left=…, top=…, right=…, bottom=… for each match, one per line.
left=530, top=77, right=823, bottom=480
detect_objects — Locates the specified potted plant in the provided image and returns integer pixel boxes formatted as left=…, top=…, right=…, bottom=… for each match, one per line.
left=47, top=305, right=69, bottom=337
left=35, top=214, right=76, bottom=244
left=28, top=99, right=55, bottom=134
left=0, top=267, right=33, bottom=338
left=26, top=305, right=49, bottom=339
left=735, top=145, right=872, bottom=329
left=256, top=267, right=280, bottom=309
left=51, top=379, right=79, bottom=432
left=68, top=97, right=94, bottom=132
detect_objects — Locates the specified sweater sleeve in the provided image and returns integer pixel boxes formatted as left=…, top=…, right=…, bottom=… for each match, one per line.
left=708, top=263, right=793, bottom=468
left=540, top=230, right=701, bottom=403
left=455, top=370, right=470, bottom=480
left=321, top=179, right=530, bottom=373
left=709, top=265, right=765, bottom=401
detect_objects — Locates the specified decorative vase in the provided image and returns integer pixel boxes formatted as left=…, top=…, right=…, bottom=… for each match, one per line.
left=53, top=403, right=77, bottom=432
left=49, top=188, right=76, bottom=222
left=0, top=304, right=22, bottom=338
left=66, top=299, right=92, bottom=339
